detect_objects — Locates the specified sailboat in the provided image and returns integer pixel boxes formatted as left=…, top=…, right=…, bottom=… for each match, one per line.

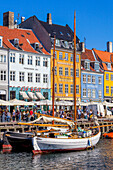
left=32, top=12, right=101, bottom=154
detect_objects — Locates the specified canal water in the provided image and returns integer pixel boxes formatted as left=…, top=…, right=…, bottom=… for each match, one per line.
left=0, top=139, right=113, bottom=170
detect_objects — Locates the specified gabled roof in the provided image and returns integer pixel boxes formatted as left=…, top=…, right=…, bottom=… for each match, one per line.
left=81, top=49, right=95, bottom=61
left=93, top=49, right=112, bottom=63
left=0, top=26, right=49, bottom=55
left=39, top=20, right=79, bottom=43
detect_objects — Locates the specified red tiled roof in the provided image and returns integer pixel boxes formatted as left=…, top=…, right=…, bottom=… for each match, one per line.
left=0, top=26, right=49, bottom=55
left=93, top=49, right=112, bottom=63
left=81, top=49, right=95, bottom=61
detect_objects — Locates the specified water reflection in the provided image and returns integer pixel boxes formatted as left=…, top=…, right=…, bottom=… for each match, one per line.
left=0, top=139, right=113, bottom=170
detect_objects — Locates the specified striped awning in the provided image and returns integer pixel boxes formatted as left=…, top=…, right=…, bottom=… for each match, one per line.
left=28, top=92, right=37, bottom=100
left=36, top=92, right=45, bottom=100
left=19, top=91, right=29, bottom=100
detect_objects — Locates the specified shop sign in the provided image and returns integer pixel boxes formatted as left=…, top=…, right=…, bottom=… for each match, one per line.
left=0, top=90, right=6, bottom=95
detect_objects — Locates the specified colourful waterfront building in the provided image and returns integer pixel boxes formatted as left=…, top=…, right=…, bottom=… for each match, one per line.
left=81, top=49, right=104, bottom=102
left=93, top=43, right=113, bottom=102
left=20, top=13, right=83, bottom=101
left=0, top=11, right=51, bottom=102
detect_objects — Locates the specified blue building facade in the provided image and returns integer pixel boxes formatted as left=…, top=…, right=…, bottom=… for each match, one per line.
left=81, top=70, right=104, bottom=102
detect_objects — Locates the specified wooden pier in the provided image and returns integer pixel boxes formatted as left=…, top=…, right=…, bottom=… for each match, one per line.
left=0, top=118, right=113, bottom=139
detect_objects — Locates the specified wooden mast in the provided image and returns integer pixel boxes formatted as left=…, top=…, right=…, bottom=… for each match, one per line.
left=52, top=35, right=56, bottom=123
left=73, top=11, right=77, bottom=130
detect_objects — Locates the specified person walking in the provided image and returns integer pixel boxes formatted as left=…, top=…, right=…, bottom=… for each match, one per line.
left=12, top=109, right=16, bottom=121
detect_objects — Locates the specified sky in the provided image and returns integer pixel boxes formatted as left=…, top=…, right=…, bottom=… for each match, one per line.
left=0, top=0, right=113, bottom=51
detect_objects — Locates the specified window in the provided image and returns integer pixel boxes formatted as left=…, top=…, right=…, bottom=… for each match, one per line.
left=55, top=51, right=57, bottom=59
left=76, top=54, right=79, bottom=62
left=19, top=54, right=24, bottom=64
left=59, top=52, right=63, bottom=60
left=55, top=83, right=57, bottom=93
left=0, top=71, right=6, bottom=81
left=43, top=58, right=48, bottom=67
left=99, top=90, right=102, bottom=98
left=83, top=75, right=86, bottom=83
left=92, top=76, right=95, bottom=84
left=0, top=55, right=6, bottom=63
left=83, top=88, right=86, bottom=97
left=85, top=62, right=90, bottom=70
left=35, top=56, right=40, bottom=66
left=70, top=54, right=73, bottom=62
left=55, top=66, right=57, bottom=75
left=59, top=84, right=63, bottom=93
left=92, top=89, right=95, bottom=98
left=88, top=75, right=91, bottom=83
left=0, top=36, right=2, bottom=47
left=65, top=53, right=68, bottom=61
left=88, top=89, right=91, bottom=98
left=70, top=68, right=73, bottom=77
left=56, top=39, right=60, bottom=46
left=107, top=63, right=111, bottom=70
left=111, top=75, right=113, bottom=81
left=98, top=77, right=102, bottom=84
left=111, top=87, right=113, bottom=95
left=28, top=56, right=32, bottom=65
left=10, top=53, right=15, bottom=63
left=65, top=67, right=68, bottom=76
left=43, top=74, right=48, bottom=83
left=36, top=73, right=40, bottom=83
left=10, top=71, right=15, bottom=81
left=106, top=74, right=109, bottom=80
left=64, top=41, right=69, bottom=48
left=70, top=84, right=73, bottom=94
left=65, top=84, right=68, bottom=93
left=19, top=72, right=24, bottom=82
left=76, top=85, right=79, bottom=94
left=76, top=69, right=79, bottom=77
left=28, top=73, right=33, bottom=82
left=95, top=63, right=99, bottom=71
left=59, top=67, right=63, bottom=76
left=106, top=86, right=109, bottom=94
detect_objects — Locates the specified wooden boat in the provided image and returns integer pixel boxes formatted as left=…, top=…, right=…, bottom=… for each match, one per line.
left=32, top=12, right=101, bottom=155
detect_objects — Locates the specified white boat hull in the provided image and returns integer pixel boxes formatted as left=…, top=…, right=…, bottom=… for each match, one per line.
left=32, top=131, right=101, bottom=154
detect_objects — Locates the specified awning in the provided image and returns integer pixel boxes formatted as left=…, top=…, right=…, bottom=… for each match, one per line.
left=19, top=91, right=29, bottom=100
left=56, top=97, right=74, bottom=101
left=36, top=92, right=45, bottom=100
left=28, top=92, right=37, bottom=100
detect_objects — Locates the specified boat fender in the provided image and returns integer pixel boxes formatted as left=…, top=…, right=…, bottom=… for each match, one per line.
left=88, top=139, right=90, bottom=146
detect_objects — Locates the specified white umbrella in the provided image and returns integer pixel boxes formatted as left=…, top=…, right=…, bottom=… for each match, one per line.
left=0, top=99, right=13, bottom=106
left=34, top=100, right=52, bottom=106
left=10, top=98, right=34, bottom=106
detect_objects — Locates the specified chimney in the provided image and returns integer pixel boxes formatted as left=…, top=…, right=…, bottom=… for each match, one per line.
left=107, top=41, right=112, bottom=53
left=47, top=13, right=52, bottom=25
left=21, top=16, right=25, bottom=23
left=3, top=11, right=14, bottom=29
left=80, top=42, right=85, bottom=52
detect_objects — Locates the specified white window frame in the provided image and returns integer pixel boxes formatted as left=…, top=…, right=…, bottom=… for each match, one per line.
left=65, top=84, right=68, bottom=93
left=28, top=73, right=33, bottom=82
left=0, top=70, right=6, bottom=81
left=59, top=52, right=63, bottom=60
left=88, top=75, right=91, bottom=83
left=88, top=89, right=91, bottom=98
left=76, top=85, right=79, bottom=94
left=99, top=90, right=102, bottom=98
left=43, top=74, right=48, bottom=83
left=106, top=74, right=109, bottom=80
left=0, top=55, right=6, bottom=63
left=83, top=75, right=86, bottom=83
left=76, top=69, right=79, bottom=77
left=10, top=71, right=15, bottom=81
left=19, top=72, right=24, bottom=82
left=92, top=76, right=95, bottom=84
left=70, top=54, right=73, bottom=62
left=98, top=77, right=102, bottom=84
left=59, top=84, right=63, bottom=93
left=65, top=67, right=68, bottom=76
left=70, top=68, right=73, bottom=77
left=36, top=73, right=40, bottom=83
left=43, top=57, right=48, bottom=67
left=10, top=53, right=15, bottom=63
left=106, top=86, right=109, bottom=94
left=65, top=53, right=68, bottom=61
left=59, top=67, right=63, bottom=76
left=70, top=84, right=73, bottom=94
left=35, top=56, right=40, bottom=66
left=28, top=55, right=32, bottom=65
left=19, top=54, right=24, bottom=64
left=83, top=88, right=86, bottom=97
left=92, top=89, right=95, bottom=98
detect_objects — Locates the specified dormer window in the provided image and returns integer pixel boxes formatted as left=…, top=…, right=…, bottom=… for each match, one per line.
left=14, top=38, right=19, bottom=47
left=85, top=61, right=90, bottom=70
left=55, top=39, right=60, bottom=46
left=34, top=42, right=39, bottom=50
left=0, top=36, right=3, bottom=47
left=95, top=62, right=99, bottom=72
left=64, top=41, right=69, bottom=48
left=107, top=63, right=111, bottom=70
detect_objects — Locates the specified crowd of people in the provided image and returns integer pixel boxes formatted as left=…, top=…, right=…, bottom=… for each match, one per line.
left=0, top=107, right=102, bottom=123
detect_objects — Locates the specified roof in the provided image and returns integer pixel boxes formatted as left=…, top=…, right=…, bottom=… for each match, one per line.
left=0, top=26, right=49, bottom=55
left=39, top=20, right=79, bottom=43
left=93, top=49, right=112, bottom=63
left=81, top=49, right=95, bottom=61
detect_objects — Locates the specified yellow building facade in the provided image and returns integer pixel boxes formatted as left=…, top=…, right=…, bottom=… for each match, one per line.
left=51, top=48, right=81, bottom=101
left=104, top=71, right=113, bottom=101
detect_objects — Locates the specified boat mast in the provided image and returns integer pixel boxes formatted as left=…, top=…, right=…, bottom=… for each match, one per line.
left=52, top=35, right=56, bottom=122
left=73, top=11, right=77, bottom=130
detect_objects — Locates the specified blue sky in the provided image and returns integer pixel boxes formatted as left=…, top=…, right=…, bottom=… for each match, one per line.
left=0, top=0, right=113, bottom=51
